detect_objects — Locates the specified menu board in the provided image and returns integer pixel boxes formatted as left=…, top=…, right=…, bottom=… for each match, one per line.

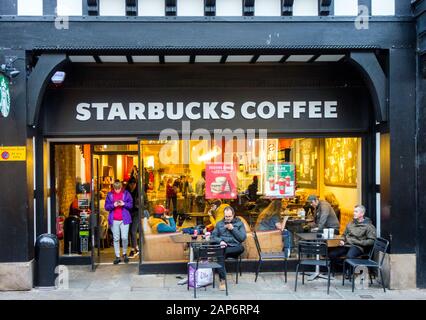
left=205, top=162, right=238, bottom=199
left=265, top=162, right=296, bottom=198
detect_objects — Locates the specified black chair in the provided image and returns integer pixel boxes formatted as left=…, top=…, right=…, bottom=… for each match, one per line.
left=342, top=237, right=389, bottom=292
left=253, top=230, right=288, bottom=283
left=294, top=241, right=331, bottom=294
left=187, top=244, right=228, bottom=298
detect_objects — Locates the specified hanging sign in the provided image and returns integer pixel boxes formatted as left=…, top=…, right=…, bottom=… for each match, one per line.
left=0, top=146, right=26, bottom=161
left=205, top=162, right=238, bottom=199
left=265, top=162, right=296, bottom=198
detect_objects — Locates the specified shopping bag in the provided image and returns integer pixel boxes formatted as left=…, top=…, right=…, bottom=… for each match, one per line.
left=188, top=263, right=213, bottom=288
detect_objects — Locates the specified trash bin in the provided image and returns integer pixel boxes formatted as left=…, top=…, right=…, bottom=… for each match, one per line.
left=64, top=215, right=81, bottom=254
left=34, top=234, right=59, bottom=288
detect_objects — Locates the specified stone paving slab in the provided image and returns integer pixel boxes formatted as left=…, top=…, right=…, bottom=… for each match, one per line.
left=1, top=265, right=426, bottom=300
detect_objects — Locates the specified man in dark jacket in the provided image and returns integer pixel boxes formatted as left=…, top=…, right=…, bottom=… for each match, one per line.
left=329, top=204, right=376, bottom=262
left=211, top=206, right=247, bottom=291
left=307, top=194, right=340, bottom=235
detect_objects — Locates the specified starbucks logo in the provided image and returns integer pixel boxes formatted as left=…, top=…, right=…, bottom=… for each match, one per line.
left=0, top=74, right=11, bottom=118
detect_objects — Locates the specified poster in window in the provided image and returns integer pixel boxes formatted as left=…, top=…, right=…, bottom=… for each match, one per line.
left=205, top=162, right=238, bottom=199
left=324, top=138, right=358, bottom=187
left=265, top=162, right=296, bottom=198
left=295, top=139, right=318, bottom=189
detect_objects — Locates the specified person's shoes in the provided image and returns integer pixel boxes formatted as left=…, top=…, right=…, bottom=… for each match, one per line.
left=129, top=249, right=139, bottom=259
left=123, top=254, right=129, bottom=263
left=219, top=280, right=226, bottom=291
left=113, top=257, right=121, bottom=265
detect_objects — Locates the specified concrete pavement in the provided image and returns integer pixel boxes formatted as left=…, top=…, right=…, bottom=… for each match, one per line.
left=1, top=264, right=426, bottom=300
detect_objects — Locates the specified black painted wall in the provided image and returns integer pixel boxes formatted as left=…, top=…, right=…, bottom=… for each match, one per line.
left=0, top=50, right=34, bottom=262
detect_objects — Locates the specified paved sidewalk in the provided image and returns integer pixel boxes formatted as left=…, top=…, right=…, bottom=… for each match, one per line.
left=1, top=264, right=426, bottom=300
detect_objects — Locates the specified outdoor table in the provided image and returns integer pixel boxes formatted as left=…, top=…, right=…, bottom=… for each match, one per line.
left=295, top=232, right=343, bottom=281
left=171, top=233, right=212, bottom=261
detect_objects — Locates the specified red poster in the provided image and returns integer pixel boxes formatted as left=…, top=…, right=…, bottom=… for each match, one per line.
left=205, top=162, right=238, bottom=199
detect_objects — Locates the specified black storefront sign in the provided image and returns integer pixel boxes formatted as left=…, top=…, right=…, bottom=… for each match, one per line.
left=43, top=87, right=371, bottom=136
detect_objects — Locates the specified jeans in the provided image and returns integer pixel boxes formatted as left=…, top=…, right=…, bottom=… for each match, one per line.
left=112, top=220, right=129, bottom=258
left=167, top=196, right=178, bottom=220
left=282, top=229, right=293, bottom=258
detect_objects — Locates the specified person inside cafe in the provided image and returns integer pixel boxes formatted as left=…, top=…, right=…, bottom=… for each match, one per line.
left=148, top=204, right=178, bottom=233
left=307, top=194, right=340, bottom=235
left=205, top=199, right=230, bottom=231
left=254, top=199, right=292, bottom=257
left=211, top=206, right=247, bottom=291
left=166, top=178, right=178, bottom=222
left=325, top=192, right=341, bottom=222
left=328, top=204, right=377, bottom=274
left=246, top=175, right=259, bottom=201
left=195, top=169, right=206, bottom=212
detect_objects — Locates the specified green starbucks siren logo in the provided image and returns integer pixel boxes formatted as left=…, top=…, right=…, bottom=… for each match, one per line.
left=0, top=74, right=11, bottom=117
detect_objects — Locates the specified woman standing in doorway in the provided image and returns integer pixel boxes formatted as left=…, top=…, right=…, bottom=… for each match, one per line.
left=105, top=181, right=133, bottom=264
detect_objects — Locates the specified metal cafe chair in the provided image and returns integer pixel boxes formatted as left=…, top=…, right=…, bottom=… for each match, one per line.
left=225, top=254, right=242, bottom=284
left=294, top=241, right=331, bottom=294
left=187, top=244, right=228, bottom=298
left=253, top=230, right=288, bottom=283
left=342, top=237, right=389, bottom=292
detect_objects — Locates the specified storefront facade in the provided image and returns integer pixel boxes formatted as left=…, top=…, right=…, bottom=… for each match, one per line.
left=0, top=0, right=422, bottom=290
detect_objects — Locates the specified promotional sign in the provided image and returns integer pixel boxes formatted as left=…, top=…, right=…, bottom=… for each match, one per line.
left=0, top=74, right=11, bottom=118
left=0, top=146, right=26, bottom=161
left=265, top=162, right=296, bottom=198
left=205, top=162, right=238, bottom=199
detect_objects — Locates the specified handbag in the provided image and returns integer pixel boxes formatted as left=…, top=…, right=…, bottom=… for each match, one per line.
left=188, top=263, right=213, bottom=288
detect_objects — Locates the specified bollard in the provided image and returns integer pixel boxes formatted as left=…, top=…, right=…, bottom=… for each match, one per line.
left=34, top=234, right=59, bottom=288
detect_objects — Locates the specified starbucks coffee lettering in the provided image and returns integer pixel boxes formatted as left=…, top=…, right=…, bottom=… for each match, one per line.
left=75, top=101, right=338, bottom=121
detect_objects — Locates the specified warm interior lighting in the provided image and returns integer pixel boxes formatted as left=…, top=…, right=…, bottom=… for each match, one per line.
left=147, top=156, right=155, bottom=168
left=198, top=146, right=222, bottom=162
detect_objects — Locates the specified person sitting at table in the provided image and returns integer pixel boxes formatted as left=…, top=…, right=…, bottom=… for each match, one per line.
left=148, top=205, right=178, bottom=233
left=307, top=194, right=340, bottom=235
left=254, top=199, right=292, bottom=257
left=205, top=199, right=230, bottom=231
left=211, top=206, right=247, bottom=291
left=328, top=205, right=376, bottom=273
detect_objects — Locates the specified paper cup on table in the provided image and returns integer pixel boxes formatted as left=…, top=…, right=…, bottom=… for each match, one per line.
left=323, top=229, right=329, bottom=239
left=328, top=228, right=334, bottom=239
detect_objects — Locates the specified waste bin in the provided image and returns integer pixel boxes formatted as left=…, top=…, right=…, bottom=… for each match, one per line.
left=64, top=215, right=81, bottom=254
left=34, top=234, right=59, bottom=288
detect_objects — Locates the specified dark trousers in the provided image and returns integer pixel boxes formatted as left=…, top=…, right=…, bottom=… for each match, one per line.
left=166, top=196, right=178, bottom=220
left=328, top=245, right=364, bottom=273
left=129, top=216, right=139, bottom=249
left=217, top=244, right=244, bottom=280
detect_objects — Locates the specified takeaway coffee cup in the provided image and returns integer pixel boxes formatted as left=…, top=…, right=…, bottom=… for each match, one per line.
left=323, top=229, right=329, bottom=239
left=328, top=228, right=334, bottom=239
left=278, top=178, right=285, bottom=195
left=269, top=177, right=275, bottom=191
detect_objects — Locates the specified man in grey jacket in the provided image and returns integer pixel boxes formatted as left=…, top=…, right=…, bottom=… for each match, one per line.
left=307, top=194, right=340, bottom=235
left=211, top=206, right=247, bottom=291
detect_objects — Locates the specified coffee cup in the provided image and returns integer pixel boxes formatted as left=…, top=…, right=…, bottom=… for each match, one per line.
left=278, top=178, right=285, bottom=195
left=323, top=229, right=329, bottom=239
left=328, top=228, right=334, bottom=239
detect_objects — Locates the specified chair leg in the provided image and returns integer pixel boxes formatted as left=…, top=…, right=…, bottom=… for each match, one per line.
left=235, top=259, right=239, bottom=284
left=239, top=256, right=242, bottom=276
left=294, top=264, right=300, bottom=292
left=342, top=262, right=345, bottom=286
left=327, top=266, right=331, bottom=295
left=224, top=273, right=228, bottom=296
left=302, top=265, right=305, bottom=285
left=352, top=266, right=355, bottom=293
left=369, top=270, right=373, bottom=285
left=187, top=266, right=190, bottom=291
left=379, top=269, right=386, bottom=293
left=194, top=268, right=197, bottom=298
left=284, top=258, right=288, bottom=283
left=213, top=272, right=215, bottom=288
left=255, top=259, right=262, bottom=282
